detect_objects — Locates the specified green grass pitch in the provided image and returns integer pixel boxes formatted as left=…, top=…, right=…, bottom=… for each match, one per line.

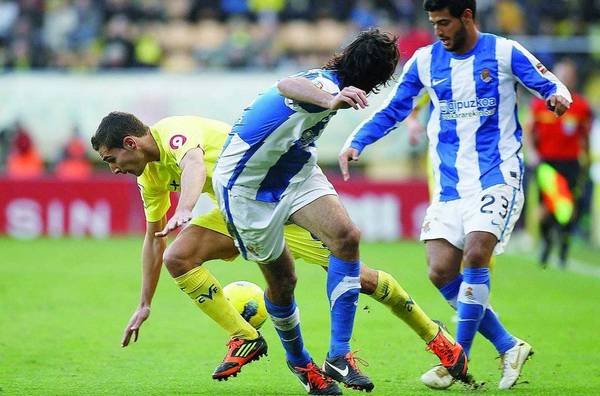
left=2, top=237, right=599, bottom=395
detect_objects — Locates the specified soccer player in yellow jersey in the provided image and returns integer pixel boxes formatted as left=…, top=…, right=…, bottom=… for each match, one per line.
left=91, top=111, right=465, bottom=385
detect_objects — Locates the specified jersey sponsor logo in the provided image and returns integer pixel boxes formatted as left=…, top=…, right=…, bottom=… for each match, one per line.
left=439, top=97, right=497, bottom=120
left=169, top=134, right=187, bottom=149
left=480, top=68, right=493, bottom=83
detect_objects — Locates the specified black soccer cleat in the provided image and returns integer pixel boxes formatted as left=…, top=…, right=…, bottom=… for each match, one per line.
left=212, top=335, right=267, bottom=381
left=287, top=361, right=342, bottom=395
left=322, top=352, right=374, bottom=392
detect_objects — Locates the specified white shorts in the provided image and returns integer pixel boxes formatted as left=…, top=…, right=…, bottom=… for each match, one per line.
left=214, top=166, right=337, bottom=263
left=420, top=184, right=524, bottom=255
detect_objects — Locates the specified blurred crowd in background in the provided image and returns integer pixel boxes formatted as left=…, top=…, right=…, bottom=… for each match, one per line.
left=1, top=0, right=598, bottom=167
left=0, top=0, right=600, bottom=168
left=0, top=0, right=598, bottom=72
left=3, top=1, right=599, bottom=168
left=0, top=121, right=91, bottom=179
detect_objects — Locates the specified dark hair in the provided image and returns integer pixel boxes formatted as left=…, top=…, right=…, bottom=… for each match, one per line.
left=324, top=28, right=399, bottom=94
left=91, top=111, right=148, bottom=151
left=423, top=0, right=476, bottom=19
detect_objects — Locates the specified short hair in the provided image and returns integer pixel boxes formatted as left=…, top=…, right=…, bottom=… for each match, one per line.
left=423, top=0, right=476, bottom=19
left=324, top=28, right=399, bottom=94
left=91, top=111, right=148, bottom=151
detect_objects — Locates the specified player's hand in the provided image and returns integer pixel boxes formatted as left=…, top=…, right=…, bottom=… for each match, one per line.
left=121, top=305, right=151, bottom=347
left=155, top=209, right=192, bottom=237
left=338, top=147, right=360, bottom=181
left=329, top=86, right=368, bottom=110
left=546, top=94, right=570, bottom=117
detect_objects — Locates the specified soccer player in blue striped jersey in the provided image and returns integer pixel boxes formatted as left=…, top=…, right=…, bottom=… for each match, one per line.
left=339, top=0, right=571, bottom=390
left=213, top=29, right=398, bottom=394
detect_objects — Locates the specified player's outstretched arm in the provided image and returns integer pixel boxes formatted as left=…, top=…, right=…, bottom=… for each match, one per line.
left=338, top=147, right=360, bottom=181
left=339, top=50, right=425, bottom=169
left=155, top=148, right=206, bottom=237
left=122, top=219, right=167, bottom=347
left=277, top=77, right=368, bottom=110
left=509, top=40, right=572, bottom=117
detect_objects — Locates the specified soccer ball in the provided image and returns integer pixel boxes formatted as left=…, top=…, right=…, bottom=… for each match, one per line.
left=223, top=281, right=268, bottom=329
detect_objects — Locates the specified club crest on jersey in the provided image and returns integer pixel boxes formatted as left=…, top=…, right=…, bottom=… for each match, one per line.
left=536, top=62, right=548, bottom=74
left=169, top=134, right=187, bottom=149
left=480, top=68, right=492, bottom=83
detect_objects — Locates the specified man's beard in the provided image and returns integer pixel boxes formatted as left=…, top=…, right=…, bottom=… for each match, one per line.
left=449, top=23, right=467, bottom=52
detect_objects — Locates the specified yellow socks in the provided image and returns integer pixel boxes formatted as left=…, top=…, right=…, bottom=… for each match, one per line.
left=371, top=270, right=440, bottom=343
left=175, top=266, right=258, bottom=340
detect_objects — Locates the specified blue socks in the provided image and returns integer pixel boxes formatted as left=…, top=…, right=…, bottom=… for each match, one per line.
left=264, top=295, right=311, bottom=367
left=439, top=271, right=516, bottom=356
left=456, top=268, right=490, bottom=356
left=480, top=306, right=517, bottom=354
left=327, top=255, right=361, bottom=358
left=439, top=275, right=462, bottom=308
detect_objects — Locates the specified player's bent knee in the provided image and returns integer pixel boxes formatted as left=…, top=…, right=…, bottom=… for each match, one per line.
left=428, top=266, right=454, bottom=288
left=329, top=225, right=361, bottom=258
left=463, top=246, right=491, bottom=267
left=163, top=246, right=198, bottom=277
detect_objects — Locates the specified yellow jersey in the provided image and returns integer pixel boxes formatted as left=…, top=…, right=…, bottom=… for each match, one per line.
left=137, top=116, right=230, bottom=222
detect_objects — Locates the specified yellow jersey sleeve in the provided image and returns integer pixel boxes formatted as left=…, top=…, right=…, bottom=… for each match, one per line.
left=137, top=180, right=170, bottom=223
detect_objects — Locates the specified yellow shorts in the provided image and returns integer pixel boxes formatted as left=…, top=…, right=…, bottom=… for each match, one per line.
left=191, top=208, right=329, bottom=267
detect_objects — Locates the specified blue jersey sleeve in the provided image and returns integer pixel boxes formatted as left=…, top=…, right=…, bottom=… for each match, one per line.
left=284, top=69, right=341, bottom=113
left=345, top=53, right=425, bottom=154
left=510, top=40, right=572, bottom=102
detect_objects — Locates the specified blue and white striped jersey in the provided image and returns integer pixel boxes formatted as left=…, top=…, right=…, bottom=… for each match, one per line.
left=345, top=33, right=571, bottom=202
left=214, top=69, right=341, bottom=202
